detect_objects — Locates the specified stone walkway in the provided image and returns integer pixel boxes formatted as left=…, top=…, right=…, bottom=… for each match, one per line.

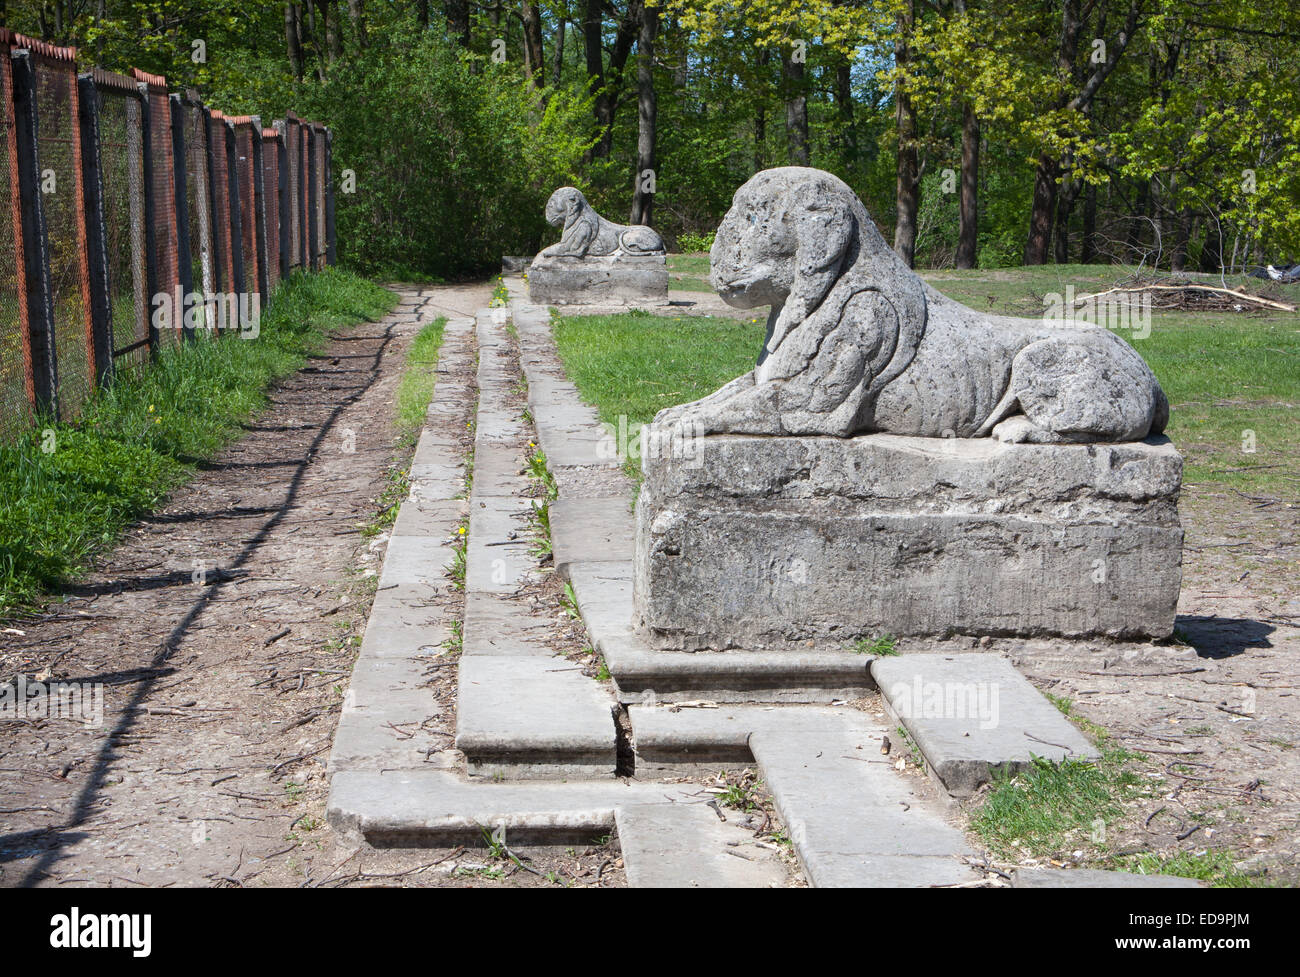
left=325, top=287, right=1203, bottom=888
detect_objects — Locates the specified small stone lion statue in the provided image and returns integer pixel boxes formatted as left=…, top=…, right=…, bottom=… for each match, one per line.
left=656, top=167, right=1168, bottom=443
left=537, top=187, right=665, bottom=259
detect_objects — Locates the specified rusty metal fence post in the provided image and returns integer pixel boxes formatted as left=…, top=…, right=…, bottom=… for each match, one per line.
left=324, top=127, right=336, bottom=267
left=0, top=37, right=36, bottom=438
left=170, top=93, right=194, bottom=341
left=1, top=45, right=340, bottom=442
left=76, top=72, right=113, bottom=384
left=8, top=48, right=58, bottom=419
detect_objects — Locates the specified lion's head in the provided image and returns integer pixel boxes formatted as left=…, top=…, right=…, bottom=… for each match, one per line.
left=710, top=168, right=865, bottom=313
left=544, top=187, right=586, bottom=227
left=710, top=167, right=925, bottom=375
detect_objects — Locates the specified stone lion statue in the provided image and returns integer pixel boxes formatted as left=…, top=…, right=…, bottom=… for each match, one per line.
left=537, top=187, right=665, bottom=259
left=656, top=167, right=1169, bottom=443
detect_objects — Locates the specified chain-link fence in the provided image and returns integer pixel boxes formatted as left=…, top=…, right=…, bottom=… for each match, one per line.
left=0, top=28, right=335, bottom=438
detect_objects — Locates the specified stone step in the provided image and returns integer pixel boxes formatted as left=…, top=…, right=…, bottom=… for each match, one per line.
left=464, top=497, right=536, bottom=595
left=329, top=769, right=702, bottom=847
left=627, top=703, right=861, bottom=765
left=550, top=497, right=635, bottom=578
left=461, top=592, right=554, bottom=656
left=566, top=560, right=874, bottom=702
left=327, top=317, right=472, bottom=785
left=328, top=656, right=447, bottom=775
left=750, top=723, right=980, bottom=887
left=455, top=657, right=618, bottom=779
left=872, top=653, right=1099, bottom=796
left=615, top=803, right=788, bottom=888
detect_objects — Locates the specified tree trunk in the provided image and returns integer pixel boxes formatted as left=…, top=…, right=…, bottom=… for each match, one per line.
left=1199, top=220, right=1223, bottom=273
left=320, top=0, right=341, bottom=66
left=956, top=102, right=979, bottom=269
left=782, top=48, right=809, bottom=166
left=892, top=2, right=919, bottom=266
left=552, top=16, right=566, bottom=86
left=584, top=0, right=611, bottom=157
left=1125, top=179, right=1148, bottom=255
left=348, top=0, right=367, bottom=45
left=584, top=0, right=638, bottom=160
left=1081, top=182, right=1097, bottom=263
left=416, top=0, right=428, bottom=28
left=286, top=3, right=305, bottom=81
left=444, top=0, right=470, bottom=45
left=630, top=4, right=657, bottom=226
left=754, top=47, right=770, bottom=171
left=1054, top=173, right=1081, bottom=264
left=834, top=58, right=857, bottom=162
left=522, top=2, right=545, bottom=86
left=1024, top=154, right=1059, bottom=264
left=1170, top=209, right=1191, bottom=272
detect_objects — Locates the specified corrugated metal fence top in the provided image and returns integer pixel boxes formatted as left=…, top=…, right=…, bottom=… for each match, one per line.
left=0, top=29, right=78, bottom=62
left=130, top=67, right=166, bottom=90
left=262, top=128, right=278, bottom=140
left=225, top=115, right=256, bottom=126
left=89, top=67, right=139, bottom=94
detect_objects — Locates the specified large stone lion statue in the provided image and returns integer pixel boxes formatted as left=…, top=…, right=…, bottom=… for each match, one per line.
left=656, top=167, right=1168, bottom=443
left=537, top=187, right=665, bottom=259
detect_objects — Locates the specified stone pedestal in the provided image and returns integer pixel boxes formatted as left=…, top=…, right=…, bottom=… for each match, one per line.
left=634, top=433, right=1183, bottom=649
left=527, top=254, right=668, bottom=305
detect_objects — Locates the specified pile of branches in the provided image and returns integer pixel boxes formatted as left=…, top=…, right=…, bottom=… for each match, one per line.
left=1071, top=274, right=1297, bottom=314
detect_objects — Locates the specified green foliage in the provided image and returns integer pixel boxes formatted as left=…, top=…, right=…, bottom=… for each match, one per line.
left=676, top=231, right=716, bottom=253
left=853, top=633, right=898, bottom=656
left=0, top=270, right=395, bottom=616
left=288, top=23, right=591, bottom=280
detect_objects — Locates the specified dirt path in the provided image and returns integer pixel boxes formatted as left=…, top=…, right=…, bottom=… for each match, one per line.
left=0, top=283, right=489, bottom=888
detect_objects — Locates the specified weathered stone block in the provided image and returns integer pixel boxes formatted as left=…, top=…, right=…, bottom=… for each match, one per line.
left=634, top=433, right=1183, bottom=648
left=527, top=254, right=668, bottom=305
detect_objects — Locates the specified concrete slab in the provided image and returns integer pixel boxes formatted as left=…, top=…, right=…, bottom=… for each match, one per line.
left=472, top=442, right=531, bottom=499
left=550, top=497, right=635, bottom=577
left=615, top=803, right=788, bottom=888
left=628, top=704, right=864, bottom=763
left=872, top=653, right=1099, bottom=796
left=751, top=724, right=980, bottom=887
left=390, top=499, right=461, bottom=541
left=1011, top=868, right=1205, bottom=888
left=461, top=592, right=555, bottom=656
left=455, top=656, right=617, bottom=778
left=565, top=560, right=636, bottom=648
left=465, top=498, right=536, bottom=594
left=377, top=533, right=457, bottom=589
left=328, top=769, right=704, bottom=846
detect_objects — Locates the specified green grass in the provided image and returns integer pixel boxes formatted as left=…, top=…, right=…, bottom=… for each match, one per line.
left=363, top=316, right=448, bottom=539
left=395, top=317, right=449, bottom=441
left=853, top=633, right=898, bottom=656
left=552, top=312, right=764, bottom=460
left=666, top=253, right=714, bottom=293
left=0, top=268, right=397, bottom=616
left=554, top=266, right=1300, bottom=494
left=971, top=751, right=1146, bottom=860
